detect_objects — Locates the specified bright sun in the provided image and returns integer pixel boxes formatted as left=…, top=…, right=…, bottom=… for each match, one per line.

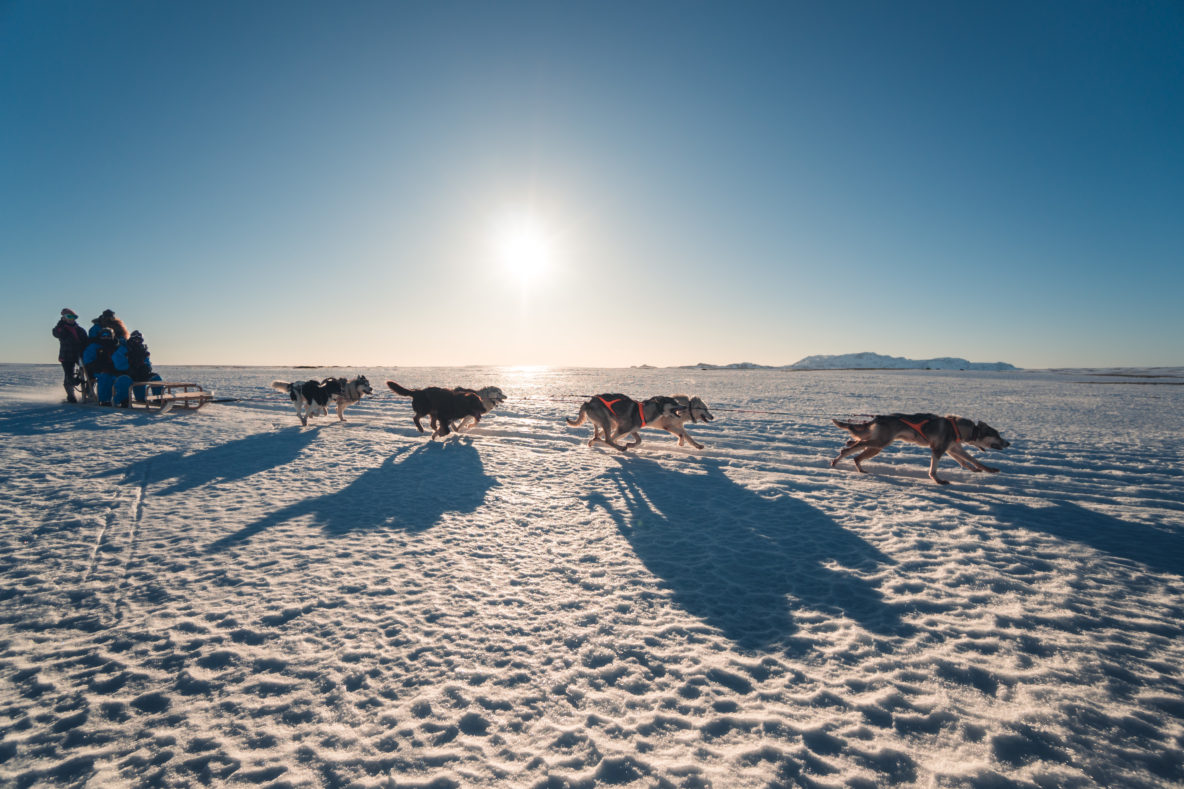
left=494, top=212, right=552, bottom=282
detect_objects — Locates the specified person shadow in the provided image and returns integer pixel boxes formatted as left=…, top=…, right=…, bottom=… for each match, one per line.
left=208, top=439, right=494, bottom=551
left=585, top=457, right=904, bottom=651
left=94, top=426, right=319, bottom=494
left=947, top=496, right=1184, bottom=577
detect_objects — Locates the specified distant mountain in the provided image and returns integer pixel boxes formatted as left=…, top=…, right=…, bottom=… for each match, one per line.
left=686, top=361, right=774, bottom=370
left=788, top=352, right=1018, bottom=371
left=676, top=353, right=1017, bottom=371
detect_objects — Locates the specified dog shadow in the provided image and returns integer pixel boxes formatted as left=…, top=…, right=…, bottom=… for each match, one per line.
left=94, top=426, right=319, bottom=494
left=949, top=496, right=1184, bottom=577
left=208, top=439, right=494, bottom=550
left=586, top=457, right=904, bottom=651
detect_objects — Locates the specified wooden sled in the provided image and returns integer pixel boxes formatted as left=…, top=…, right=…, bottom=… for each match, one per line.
left=132, top=382, right=214, bottom=414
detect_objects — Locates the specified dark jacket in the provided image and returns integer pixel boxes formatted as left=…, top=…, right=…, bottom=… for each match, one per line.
left=52, top=320, right=89, bottom=362
left=83, top=337, right=119, bottom=376
left=125, top=339, right=153, bottom=381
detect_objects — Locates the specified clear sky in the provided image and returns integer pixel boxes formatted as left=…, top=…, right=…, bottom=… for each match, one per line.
left=2, top=1, right=1181, bottom=368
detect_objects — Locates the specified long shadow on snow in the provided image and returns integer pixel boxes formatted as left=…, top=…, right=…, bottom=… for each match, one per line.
left=949, top=497, right=1184, bottom=577
left=208, top=439, right=494, bottom=550
left=0, top=403, right=156, bottom=435
left=586, top=456, right=905, bottom=651
left=94, top=426, right=318, bottom=494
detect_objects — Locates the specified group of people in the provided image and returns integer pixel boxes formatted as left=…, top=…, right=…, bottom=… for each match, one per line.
left=51, top=308, right=161, bottom=406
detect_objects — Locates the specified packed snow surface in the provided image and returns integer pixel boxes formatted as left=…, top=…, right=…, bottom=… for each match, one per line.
left=1, top=364, right=1182, bottom=787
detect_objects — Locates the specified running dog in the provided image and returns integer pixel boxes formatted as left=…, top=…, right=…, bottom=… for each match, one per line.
left=450, top=385, right=507, bottom=431
left=643, top=394, right=714, bottom=449
left=566, top=393, right=684, bottom=452
left=387, top=381, right=486, bottom=438
left=830, top=413, right=1010, bottom=485
left=328, top=375, right=373, bottom=422
left=271, top=378, right=344, bottom=427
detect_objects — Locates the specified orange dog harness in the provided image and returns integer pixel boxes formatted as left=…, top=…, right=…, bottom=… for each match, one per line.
left=596, top=396, right=622, bottom=414
left=899, top=417, right=929, bottom=440
left=596, top=396, right=646, bottom=427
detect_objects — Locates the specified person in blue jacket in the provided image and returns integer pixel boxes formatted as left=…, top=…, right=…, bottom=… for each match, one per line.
left=83, top=328, right=133, bottom=406
left=52, top=308, right=89, bottom=402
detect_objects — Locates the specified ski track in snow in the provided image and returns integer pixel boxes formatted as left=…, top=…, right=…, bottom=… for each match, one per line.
left=1, top=364, right=1182, bottom=787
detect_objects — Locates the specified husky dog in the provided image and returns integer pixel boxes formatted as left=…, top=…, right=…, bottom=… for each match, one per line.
left=450, top=385, right=507, bottom=431
left=271, top=378, right=344, bottom=427
left=830, top=413, right=1010, bottom=485
left=387, top=381, right=486, bottom=438
left=643, top=394, right=714, bottom=449
left=566, top=393, right=684, bottom=452
left=328, top=375, right=373, bottom=422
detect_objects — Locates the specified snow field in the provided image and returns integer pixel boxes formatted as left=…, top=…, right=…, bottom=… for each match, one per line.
left=1, top=364, right=1182, bottom=787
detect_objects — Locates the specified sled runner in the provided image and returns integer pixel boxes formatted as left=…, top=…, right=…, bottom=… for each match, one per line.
left=133, top=382, right=214, bottom=414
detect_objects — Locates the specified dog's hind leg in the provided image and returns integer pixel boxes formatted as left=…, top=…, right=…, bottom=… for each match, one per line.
left=851, top=446, right=883, bottom=473
left=831, top=441, right=869, bottom=468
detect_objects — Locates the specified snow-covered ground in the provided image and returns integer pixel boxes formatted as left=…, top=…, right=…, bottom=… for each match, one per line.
left=1, top=363, right=1182, bottom=788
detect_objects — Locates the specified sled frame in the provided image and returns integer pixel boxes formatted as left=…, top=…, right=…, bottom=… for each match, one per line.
left=133, top=382, right=213, bottom=413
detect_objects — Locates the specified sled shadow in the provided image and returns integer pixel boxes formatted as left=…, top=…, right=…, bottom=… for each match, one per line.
left=586, top=457, right=904, bottom=651
left=95, top=427, right=319, bottom=494
left=208, top=439, right=494, bottom=550
left=0, top=403, right=155, bottom=435
left=951, top=497, right=1184, bottom=577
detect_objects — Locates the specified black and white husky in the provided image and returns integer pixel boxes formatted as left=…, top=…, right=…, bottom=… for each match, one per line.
left=271, top=378, right=343, bottom=426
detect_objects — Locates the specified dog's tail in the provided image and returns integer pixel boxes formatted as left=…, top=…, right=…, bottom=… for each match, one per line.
left=566, top=403, right=588, bottom=427
left=387, top=380, right=416, bottom=397
left=271, top=380, right=294, bottom=393
left=832, top=418, right=872, bottom=436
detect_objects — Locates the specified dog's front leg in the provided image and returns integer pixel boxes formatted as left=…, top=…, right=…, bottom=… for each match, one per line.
left=928, top=449, right=950, bottom=485
left=949, top=445, right=999, bottom=473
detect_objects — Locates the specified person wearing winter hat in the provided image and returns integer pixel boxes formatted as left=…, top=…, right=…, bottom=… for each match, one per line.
left=51, top=308, right=89, bottom=402
left=82, top=327, right=122, bottom=405
left=120, top=330, right=162, bottom=404
left=89, top=308, right=129, bottom=340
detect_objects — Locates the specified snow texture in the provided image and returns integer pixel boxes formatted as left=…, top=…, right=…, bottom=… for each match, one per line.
left=1, top=363, right=1182, bottom=787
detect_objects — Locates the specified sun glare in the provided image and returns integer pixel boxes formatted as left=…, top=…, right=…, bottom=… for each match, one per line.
left=494, top=212, right=552, bottom=283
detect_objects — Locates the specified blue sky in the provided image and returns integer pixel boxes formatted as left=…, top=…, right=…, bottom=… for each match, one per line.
left=2, top=1, right=1181, bottom=368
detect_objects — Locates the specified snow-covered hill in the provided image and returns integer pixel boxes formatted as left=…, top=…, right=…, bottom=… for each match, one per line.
left=790, top=352, right=1018, bottom=370
left=681, top=353, right=1017, bottom=371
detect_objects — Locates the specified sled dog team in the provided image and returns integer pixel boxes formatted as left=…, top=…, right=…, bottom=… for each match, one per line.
left=270, top=376, right=1011, bottom=485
